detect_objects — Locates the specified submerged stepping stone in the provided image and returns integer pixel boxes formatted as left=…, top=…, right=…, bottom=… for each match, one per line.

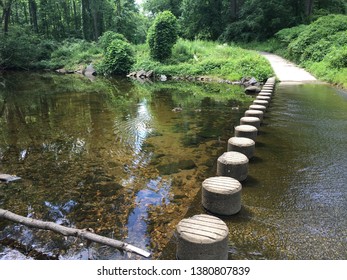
left=176, top=214, right=229, bottom=260
left=240, top=116, right=261, bottom=129
left=227, top=137, right=255, bottom=159
left=202, top=176, right=242, bottom=215
left=216, top=151, right=249, bottom=181
left=234, top=124, right=258, bottom=141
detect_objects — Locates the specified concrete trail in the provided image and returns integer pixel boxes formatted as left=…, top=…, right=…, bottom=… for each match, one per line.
left=260, top=52, right=318, bottom=83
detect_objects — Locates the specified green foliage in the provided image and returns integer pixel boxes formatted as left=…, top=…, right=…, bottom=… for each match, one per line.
left=325, top=46, right=347, bottom=69
left=133, top=39, right=274, bottom=81
left=147, top=10, right=178, bottom=61
left=268, top=14, right=347, bottom=89
left=0, top=26, right=56, bottom=70
left=275, top=25, right=308, bottom=46
left=47, top=39, right=102, bottom=70
left=287, top=14, right=347, bottom=63
left=143, top=0, right=182, bottom=18
left=180, top=0, right=224, bottom=41
left=98, top=31, right=128, bottom=51
left=219, top=0, right=296, bottom=43
left=98, top=39, right=135, bottom=75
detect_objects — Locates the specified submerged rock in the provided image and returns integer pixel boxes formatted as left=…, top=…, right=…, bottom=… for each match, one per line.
left=0, top=174, right=21, bottom=183
left=157, top=159, right=197, bottom=175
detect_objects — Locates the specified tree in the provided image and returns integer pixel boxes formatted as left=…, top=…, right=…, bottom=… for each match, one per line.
left=143, top=0, right=182, bottom=17
left=180, top=0, right=224, bottom=40
left=147, top=10, right=178, bottom=61
left=28, top=0, right=38, bottom=33
left=1, top=0, right=13, bottom=35
left=99, top=39, right=135, bottom=75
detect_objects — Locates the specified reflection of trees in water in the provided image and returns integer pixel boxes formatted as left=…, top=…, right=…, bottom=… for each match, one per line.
left=0, top=73, right=249, bottom=259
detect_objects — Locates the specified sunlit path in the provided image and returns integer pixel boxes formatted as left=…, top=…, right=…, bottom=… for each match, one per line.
left=260, top=52, right=318, bottom=83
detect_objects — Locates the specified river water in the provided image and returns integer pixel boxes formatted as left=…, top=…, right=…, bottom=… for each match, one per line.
left=0, top=73, right=346, bottom=260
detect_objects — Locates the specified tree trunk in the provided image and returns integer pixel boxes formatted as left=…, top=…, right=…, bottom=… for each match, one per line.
left=305, top=0, right=314, bottom=16
left=72, top=0, right=79, bottom=36
left=28, top=0, right=39, bottom=33
left=230, top=0, right=238, bottom=19
left=0, top=208, right=151, bottom=258
left=3, top=4, right=11, bottom=35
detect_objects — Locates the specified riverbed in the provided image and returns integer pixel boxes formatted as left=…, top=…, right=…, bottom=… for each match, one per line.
left=0, top=73, right=346, bottom=260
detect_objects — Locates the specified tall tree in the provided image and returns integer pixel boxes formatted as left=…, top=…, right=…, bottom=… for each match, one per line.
left=305, top=0, right=314, bottom=16
left=1, top=0, right=13, bottom=35
left=28, top=0, right=38, bottom=32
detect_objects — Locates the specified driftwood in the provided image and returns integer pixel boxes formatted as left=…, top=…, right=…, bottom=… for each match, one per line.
left=0, top=208, right=151, bottom=258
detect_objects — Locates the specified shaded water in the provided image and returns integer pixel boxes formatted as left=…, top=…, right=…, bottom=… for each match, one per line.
left=163, top=83, right=347, bottom=260
left=0, top=72, right=251, bottom=260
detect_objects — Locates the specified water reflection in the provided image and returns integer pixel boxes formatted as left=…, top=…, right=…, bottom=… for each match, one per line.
left=0, top=72, right=249, bottom=259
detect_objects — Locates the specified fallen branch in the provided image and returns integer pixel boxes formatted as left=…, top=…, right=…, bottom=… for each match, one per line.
left=0, top=208, right=151, bottom=258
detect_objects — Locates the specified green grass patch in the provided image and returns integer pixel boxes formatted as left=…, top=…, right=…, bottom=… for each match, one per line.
left=133, top=39, right=274, bottom=82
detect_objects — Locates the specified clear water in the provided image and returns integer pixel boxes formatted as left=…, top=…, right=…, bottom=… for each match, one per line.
left=163, top=83, right=347, bottom=260
left=0, top=72, right=251, bottom=259
left=1, top=73, right=346, bottom=260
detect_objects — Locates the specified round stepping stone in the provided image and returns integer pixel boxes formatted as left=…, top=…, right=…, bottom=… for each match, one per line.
left=202, top=176, right=242, bottom=215
left=240, top=116, right=261, bottom=129
left=256, top=95, right=271, bottom=101
left=234, top=124, right=258, bottom=141
left=216, top=151, right=249, bottom=181
left=176, top=214, right=229, bottom=260
left=253, top=99, right=269, bottom=107
left=249, top=104, right=266, bottom=113
left=227, top=137, right=255, bottom=158
left=244, top=109, right=264, bottom=122
left=258, top=91, right=272, bottom=97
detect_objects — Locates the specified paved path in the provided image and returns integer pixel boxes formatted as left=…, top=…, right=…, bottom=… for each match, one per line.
left=260, top=52, right=318, bottom=83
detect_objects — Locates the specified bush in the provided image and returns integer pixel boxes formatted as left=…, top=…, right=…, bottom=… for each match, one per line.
left=98, top=31, right=128, bottom=52
left=147, top=11, right=178, bottom=62
left=132, top=39, right=274, bottom=81
left=48, top=39, right=102, bottom=70
left=98, top=39, right=135, bottom=75
left=0, top=26, right=57, bottom=69
left=288, top=14, right=347, bottom=63
left=326, top=46, right=347, bottom=69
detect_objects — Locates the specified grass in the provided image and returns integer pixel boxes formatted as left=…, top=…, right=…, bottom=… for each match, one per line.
left=35, top=37, right=274, bottom=83
left=132, top=39, right=274, bottom=82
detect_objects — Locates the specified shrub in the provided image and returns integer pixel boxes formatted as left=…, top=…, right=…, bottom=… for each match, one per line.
left=98, top=31, right=128, bottom=52
left=98, top=39, right=135, bottom=75
left=48, top=39, right=101, bottom=69
left=0, top=26, right=57, bottom=69
left=147, top=11, right=178, bottom=62
left=326, top=46, right=347, bottom=69
left=288, top=14, right=347, bottom=63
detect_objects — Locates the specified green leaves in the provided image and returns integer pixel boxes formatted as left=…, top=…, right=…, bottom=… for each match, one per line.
left=147, top=10, right=178, bottom=62
left=99, top=39, right=135, bottom=75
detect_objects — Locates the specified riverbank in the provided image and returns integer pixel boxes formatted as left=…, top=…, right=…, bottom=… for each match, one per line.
left=131, top=39, right=274, bottom=83
left=1, top=37, right=274, bottom=85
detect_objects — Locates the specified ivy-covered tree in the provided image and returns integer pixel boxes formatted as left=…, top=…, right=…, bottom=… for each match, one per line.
left=147, top=10, right=178, bottom=61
